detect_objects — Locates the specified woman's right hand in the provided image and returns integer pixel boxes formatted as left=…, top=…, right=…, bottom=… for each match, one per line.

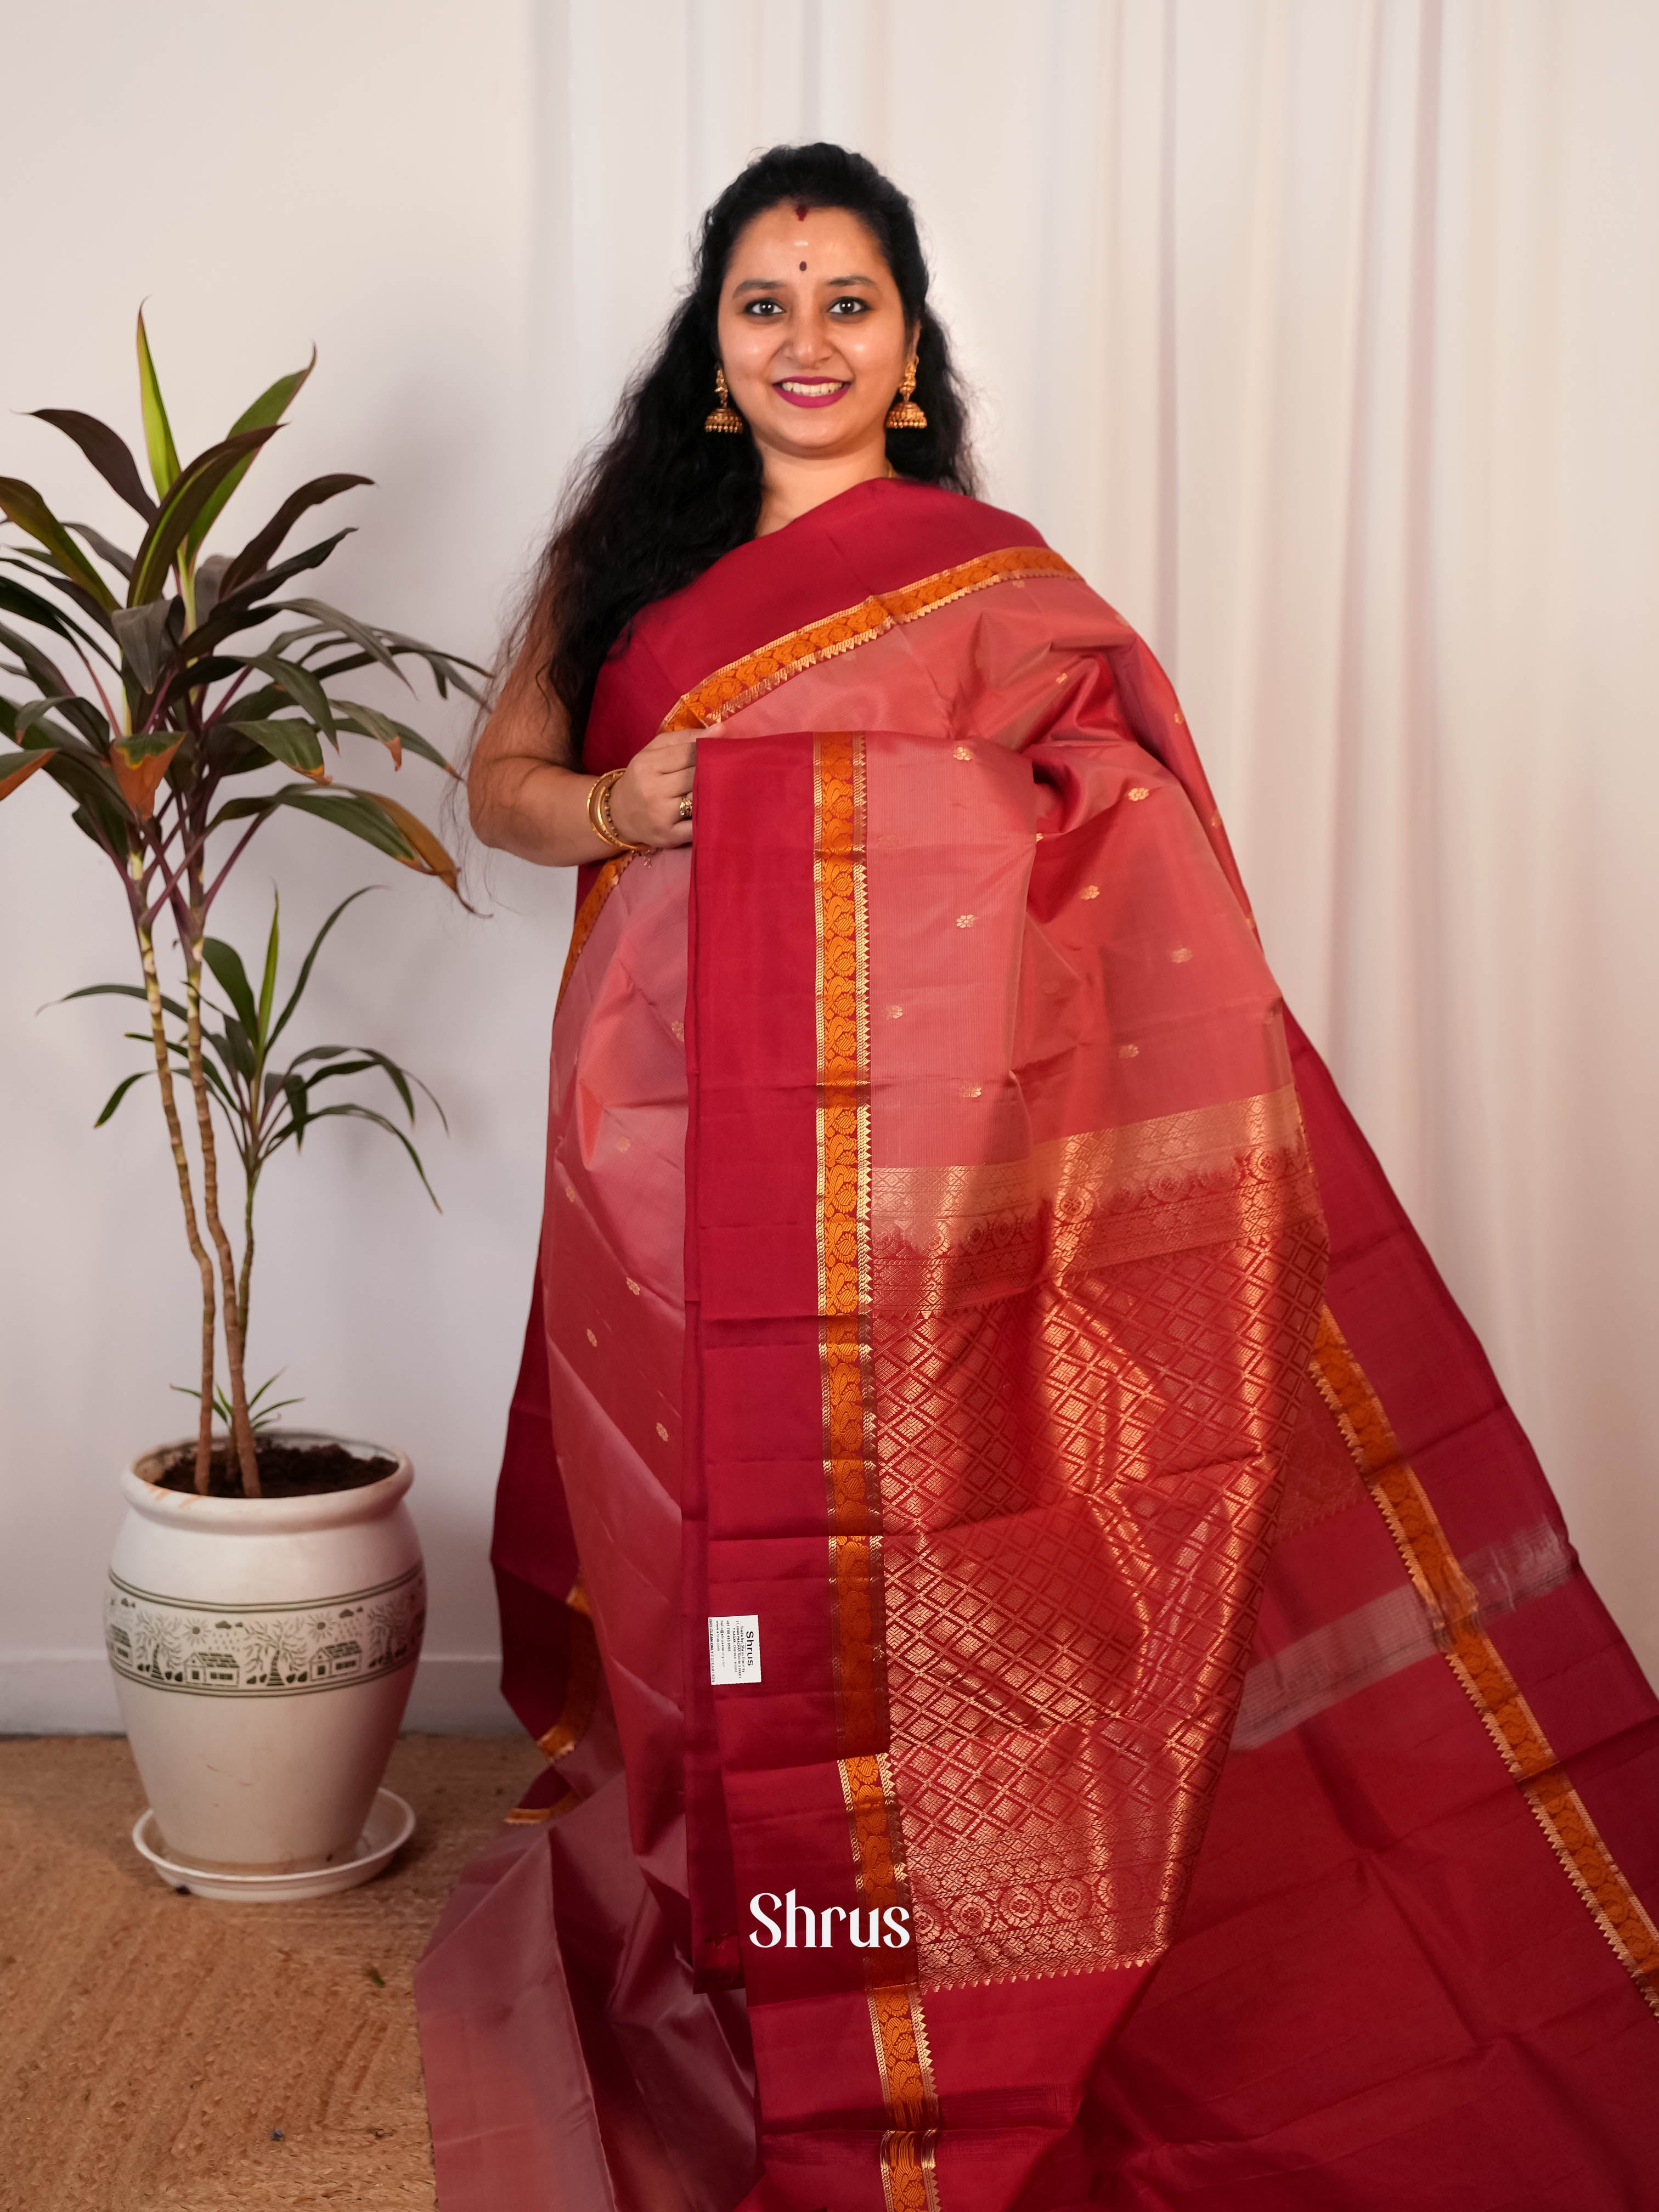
left=607, top=730, right=696, bottom=849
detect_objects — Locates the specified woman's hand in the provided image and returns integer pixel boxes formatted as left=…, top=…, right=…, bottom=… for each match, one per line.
left=467, top=614, right=697, bottom=865
left=607, top=731, right=696, bottom=849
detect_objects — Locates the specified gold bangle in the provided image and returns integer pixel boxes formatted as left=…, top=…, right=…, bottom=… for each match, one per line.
left=586, top=769, right=647, bottom=855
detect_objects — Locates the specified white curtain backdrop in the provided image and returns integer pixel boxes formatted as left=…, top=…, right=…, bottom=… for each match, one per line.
left=3, top=0, right=1655, bottom=1728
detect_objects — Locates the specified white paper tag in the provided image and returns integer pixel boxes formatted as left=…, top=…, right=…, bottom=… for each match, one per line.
left=708, top=1613, right=762, bottom=1686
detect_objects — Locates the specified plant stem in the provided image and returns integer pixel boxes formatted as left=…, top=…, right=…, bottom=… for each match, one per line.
left=238, top=1158, right=256, bottom=1351
left=183, top=878, right=260, bottom=1498
left=131, top=859, right=216, bottom=1496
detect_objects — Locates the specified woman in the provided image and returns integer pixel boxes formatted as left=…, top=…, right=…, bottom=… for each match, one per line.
left=416, top=145, right=1659, bottom=2212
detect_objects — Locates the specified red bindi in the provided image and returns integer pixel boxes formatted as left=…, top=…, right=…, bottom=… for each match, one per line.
left=799, top=261, right=807, bottom=271
left=794, top=202, right=809, bottom=220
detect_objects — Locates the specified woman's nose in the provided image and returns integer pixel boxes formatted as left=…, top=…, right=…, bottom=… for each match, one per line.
left=787, top=315, right=833, bottom=366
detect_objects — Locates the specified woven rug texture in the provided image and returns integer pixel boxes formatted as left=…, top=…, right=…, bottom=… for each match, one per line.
left=0, top=1731, right=541, bottom=2212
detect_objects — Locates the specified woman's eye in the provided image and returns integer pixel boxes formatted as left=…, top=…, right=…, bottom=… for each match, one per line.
left=742, top=299, right=783, bottom=317
left=827, top=297, right=870, bottom=316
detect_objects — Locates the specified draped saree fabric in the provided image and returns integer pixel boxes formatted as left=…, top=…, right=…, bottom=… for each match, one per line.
left=415, top=481, right=1659, bottom=2211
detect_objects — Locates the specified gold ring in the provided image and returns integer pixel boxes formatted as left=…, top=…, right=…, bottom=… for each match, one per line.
left=678, top=793, right=693, bottom=822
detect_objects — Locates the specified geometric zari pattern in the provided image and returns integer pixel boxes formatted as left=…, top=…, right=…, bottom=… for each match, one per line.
left=877, top=1208, right=1327, bottom=1988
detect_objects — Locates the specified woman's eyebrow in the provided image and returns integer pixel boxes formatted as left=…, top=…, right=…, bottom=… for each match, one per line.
left=729, top=273, right=879, bottom=297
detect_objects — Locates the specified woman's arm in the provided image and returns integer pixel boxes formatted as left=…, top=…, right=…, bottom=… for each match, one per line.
left=467, top=617, right=695, bottom=866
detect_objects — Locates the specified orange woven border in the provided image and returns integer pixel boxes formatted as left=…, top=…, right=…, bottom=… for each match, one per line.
left=661, top=546, right=1076, bottom=733
left=813, top=732, right=941, bottom=2212
left=534, top=1611, right=599, bottom=1764
left=556, top=853, right=631, bottom=1008
left=1310, top=1305, right=1659, bottom=2019
left=504, top=1787, right=581, bottom=1827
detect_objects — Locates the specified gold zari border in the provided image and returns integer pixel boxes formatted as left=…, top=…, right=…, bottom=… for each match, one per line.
left=504, top=1786, right=581, bottom=1827
left=813, top=732, right=942, bottom=2212
left=1310, top=1305, right=1659, bottom=2020
left=662, top=546, right=1076, bottom=733
left=534, top=1609, right=600, bottom=1764
left=557, top=853, right=631, bottom=1008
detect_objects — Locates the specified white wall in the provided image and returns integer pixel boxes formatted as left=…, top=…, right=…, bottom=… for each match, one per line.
left=4, top=0, right=1657, bottom=1729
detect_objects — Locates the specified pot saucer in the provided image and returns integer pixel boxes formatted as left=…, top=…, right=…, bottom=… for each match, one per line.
left=131, top=1786, right=416, bottom=1901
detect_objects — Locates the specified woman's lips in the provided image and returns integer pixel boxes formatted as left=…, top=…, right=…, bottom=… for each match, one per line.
left=773, top=378, right=850, bottom=409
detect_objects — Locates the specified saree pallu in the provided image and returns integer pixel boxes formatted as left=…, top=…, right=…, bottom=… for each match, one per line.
left=416, top=481, right=1659, bottom=2211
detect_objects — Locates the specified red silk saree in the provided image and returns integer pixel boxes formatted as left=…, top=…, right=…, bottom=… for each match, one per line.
left=416, top=480, right=1659, bottom=2211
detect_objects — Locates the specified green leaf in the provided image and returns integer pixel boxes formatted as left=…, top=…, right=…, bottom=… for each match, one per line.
left=218, top=1013, right=257, bottom=1081
left=0, top=550, right=118, bottom=640
left=302, top=1101, right=441, bottom=1208
left=112, top=726, right=182, bottom=760
left=111, top=600, right=175, bottom=693
left=128, top=428, right=279, bottom=608
left=269, top=885, right=376, bottom=1043
left=0, top=577, right=115, bottom=664
left=202, top=939, right=260, bottom=1036
left=213, top=785, right=442, bottom=876
left=224, top=716, right=327, bottom=778
left=135, top=307, right=181, bottom=496
left=42, top=752, right=130, bottom=849
left=58, top=770, right=131, bottom=852
left=182, top=529, right=355, bottom=661
left=374, top=630, right=492, bottom=704
left=231, top=350, right=317, bottom=438
left=0, top=476, right=118, bottom=611
left=278, top=785, right=419, bottom=862
left=274, top=600, right=409, bottom=687
left=283, top=1071, right=310, bottom=1146
left=330, top=695, right=405, bottom=764
left=15, top=696, right=85, bottom=746
left=238, top=653, right=336, bottom=740
left=0, top=620, right=111, bottom=746
left=94, top=1068, right=152, bottom=1125
left=57, top=980, right=191, bottom=1022
left=217, top=470, right=369, bottom=596
left=256, top=894, right=280, bottom=1041
left=285, top=1041, right=444, bottom=1128
left=66, top=523, right=136, bottom=580
left=184, top=349, right=320, bottom=560
left=29, top=410, right=157, bottom=522
left=334, top=712, right=452, bottom=773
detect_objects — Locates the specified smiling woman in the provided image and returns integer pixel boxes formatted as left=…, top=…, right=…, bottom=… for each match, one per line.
left=425, top=140, right=1659, bottom=2212
left=464, top=145, right=974, bottom=871
left=718, top=202, right=913, bottom=528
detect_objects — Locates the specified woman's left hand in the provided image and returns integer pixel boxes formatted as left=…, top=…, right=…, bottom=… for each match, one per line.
left=608, top=730, right=696, bottom=849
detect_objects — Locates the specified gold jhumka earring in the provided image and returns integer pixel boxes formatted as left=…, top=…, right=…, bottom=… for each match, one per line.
left=703, top=365, right=744, bottom=433
left=884, top=357, right=927, bottom=430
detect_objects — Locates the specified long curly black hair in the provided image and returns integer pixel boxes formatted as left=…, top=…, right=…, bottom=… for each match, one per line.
left=526, top=142, right=978, bottom=754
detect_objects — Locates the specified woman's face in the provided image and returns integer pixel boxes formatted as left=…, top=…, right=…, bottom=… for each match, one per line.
left=716, top=202, right=914, bottom=461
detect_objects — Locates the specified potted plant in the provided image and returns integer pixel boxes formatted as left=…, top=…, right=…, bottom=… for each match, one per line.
left=0, top=313, right=484, bottom=1896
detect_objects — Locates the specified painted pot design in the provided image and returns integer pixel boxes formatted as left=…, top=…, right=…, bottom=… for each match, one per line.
left=108, top=1435, right=423, bottom=1879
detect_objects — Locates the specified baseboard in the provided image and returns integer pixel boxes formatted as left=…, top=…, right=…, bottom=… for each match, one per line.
left=0, top=1650, right=519, bottom=1735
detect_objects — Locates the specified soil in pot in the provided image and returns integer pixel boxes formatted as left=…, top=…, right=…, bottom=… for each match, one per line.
left=154, top=1440, right=398, bottom=1499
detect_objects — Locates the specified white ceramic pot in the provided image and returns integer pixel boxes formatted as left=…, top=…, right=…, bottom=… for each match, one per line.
left=106, top=1433, right=424, bottom=1886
